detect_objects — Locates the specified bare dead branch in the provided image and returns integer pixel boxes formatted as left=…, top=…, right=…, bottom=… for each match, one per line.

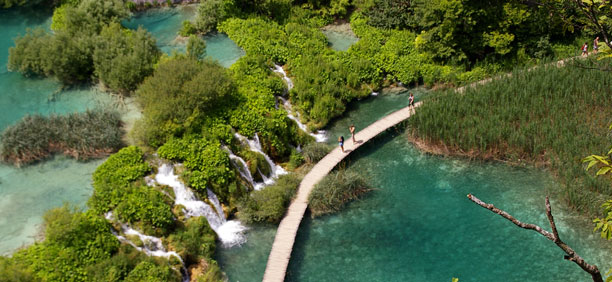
left=467, top=194, right=603, bottom=282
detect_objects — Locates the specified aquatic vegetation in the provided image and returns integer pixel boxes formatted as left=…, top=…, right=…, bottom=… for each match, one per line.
left=410, top=60, right=612, bottom=213
left=308, top=169, right=372, bottom=217
left=0, top=110, right=123, bottom=166
left=237, top=173, right=301, bottom=223
left=302, top=142, right=332, bottom=164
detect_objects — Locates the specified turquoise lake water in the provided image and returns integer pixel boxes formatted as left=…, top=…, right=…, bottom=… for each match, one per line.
left=0, top=8, right=118, bottom=255
left=217, top=90, right=612, bottom=282
left=0, top=4, right=244, bottom=255
left=123, top=5, right=245, bottom=67
left=322, top=29, right=359, bottom=51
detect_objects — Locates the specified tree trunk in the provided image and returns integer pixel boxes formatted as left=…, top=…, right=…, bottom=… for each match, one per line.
left=467, top=194, right=604, bottom=282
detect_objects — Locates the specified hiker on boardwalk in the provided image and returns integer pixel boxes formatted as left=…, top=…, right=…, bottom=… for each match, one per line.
left=349, top=125, right=356, bottom=144
left=594, top=37, right=600, bottom=54
left=409, top=92, right=415, bottom=113
left=581, top=42, right=589, bottom=57
left=338, top=136, right=345, bottom=153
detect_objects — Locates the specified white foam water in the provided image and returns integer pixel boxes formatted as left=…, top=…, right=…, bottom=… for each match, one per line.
left=105, top=212, right=189, bottom=282
left=223, top=147, right=266, bottom=190
left=234, top=133, right=288, bottom=182
left=278, top=97, right=328, bottom=142
left=154, top=164, right=247, bottom=247
left=272, top=64, right=328, bottom=142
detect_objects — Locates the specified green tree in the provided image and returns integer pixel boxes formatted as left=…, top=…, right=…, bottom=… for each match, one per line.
left=187, top=35, right=207, bottom=60
left=93, top=23, right=160, bottom=93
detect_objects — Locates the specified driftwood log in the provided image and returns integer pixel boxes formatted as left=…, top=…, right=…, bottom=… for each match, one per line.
left=467, top=194, right=603, bottom=282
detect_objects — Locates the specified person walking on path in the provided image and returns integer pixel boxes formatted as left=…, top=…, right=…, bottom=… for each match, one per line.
left=594, top=37, right=600, bottom=54
left=338, top=136, right=345, bottom=153
left=581, top=42, right=589, bottom=57
left=349, top=125, right=356, bottom=144
left=409, top=92, right=415, bottom=113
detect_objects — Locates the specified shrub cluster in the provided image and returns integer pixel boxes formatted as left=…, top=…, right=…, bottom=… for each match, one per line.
left=308, top=169, right=372, bottom=217
left=238, top=173, right=301, bottom=223
left=8, top=0, right=160, bottom=93
left=0, top=110, right=123, bottom=166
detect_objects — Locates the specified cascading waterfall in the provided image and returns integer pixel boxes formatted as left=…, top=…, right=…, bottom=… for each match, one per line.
left=224, top=147, right=267, bottom=190
left=234, top=133, right=288, bottom=182
left=154, top=164, right=247, bottom=247
left=272, top=64, right=328, bottom=142
left=104, top=212, right=189, bottom=282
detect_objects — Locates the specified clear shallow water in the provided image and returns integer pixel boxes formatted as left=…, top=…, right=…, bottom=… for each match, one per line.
left=217, top=90, right=612, bottom=282
left=322, top=29, right=359, bottom=51
left=0, top=8, right=115, bottom=255
left=123, top=6, right=245, bottom=67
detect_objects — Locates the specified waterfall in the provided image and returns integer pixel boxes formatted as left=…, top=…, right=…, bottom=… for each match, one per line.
left=154, top=164, right=247, bottom=247
left=223, top=146, right=266, bottom=190
left=234, top=133, right=288, bottom=181
left=105, top=212, right=189, bottom=282
left=272, top=64, right=294, bottom=90
left=278, top=97, right=328, bottom=142
left=272, top=64, right=327, bottom=142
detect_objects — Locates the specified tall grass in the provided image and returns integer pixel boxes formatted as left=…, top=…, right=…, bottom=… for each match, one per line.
left=309, top=169, right=372, bottom=217
left=409, top=59, right=612, bottom=213
left=0, top=110, right=123, bottom=166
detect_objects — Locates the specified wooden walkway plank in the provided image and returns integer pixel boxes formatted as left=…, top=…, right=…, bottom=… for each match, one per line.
left=262, top=102, right=422, bottom=282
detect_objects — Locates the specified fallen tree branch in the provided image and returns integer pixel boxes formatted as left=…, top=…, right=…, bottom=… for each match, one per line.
left=467, top=194, right=603, bottom=282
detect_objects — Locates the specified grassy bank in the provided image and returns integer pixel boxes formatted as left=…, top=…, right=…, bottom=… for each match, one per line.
left=0, top=110, right=123, bottom=166
left=409, top=59, right=612, bottom=213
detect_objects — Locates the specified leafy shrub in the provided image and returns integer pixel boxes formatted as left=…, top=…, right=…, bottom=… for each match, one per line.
left=167, top=217, right=216, bottom=264
left=135, top=57, right=236, bottom=147
left=10, top=206, right=120, bottom=282
left=238, top=173, right=301, bottom=223
left=89, top=146, right=151, bottom=214
left=93, top=23, right=160, bottom=93
left=302, top=142, right=331, bottom=164
left=115, top=185, right=175, bottom=234
left=124, top=260, right=181, bottom=282
left=308, top=170, right=372, bottom=217
left=179, top=20, right=196, bottom=37
left=288, top=149, right=305, bottom=169
left=158, top=136, right=234, bottom=199
left=0, top=110, right=123, bottom=166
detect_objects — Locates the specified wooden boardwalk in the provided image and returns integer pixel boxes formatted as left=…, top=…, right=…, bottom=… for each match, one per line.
left=262, top=102, right=422, bottom=282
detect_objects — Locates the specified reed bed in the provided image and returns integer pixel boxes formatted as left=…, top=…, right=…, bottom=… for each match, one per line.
left=409, top=59, right=612, bottom=213
left=0, top=110, right=123, bottom=166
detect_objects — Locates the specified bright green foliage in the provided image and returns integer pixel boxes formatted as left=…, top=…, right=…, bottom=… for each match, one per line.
left=10, top=206, right=120, bottom=282
left=238, top=173, right=301, bottom=223
left=115, top=185, right=175, bottom=234
left=0, top=256, right=36, bottom=281
left=93, top=23, right=160, bottom=93
left=135, top=58, right=236, bottom=147
left=219, top=18, right=290, bottom=63
left=179, top=20, right=197, bottom=36
left=124, top=260, right=181, bottom=282
left=228, top=54, right=305, bottom=158
left=309, top=169, right=372, bottom=216
left=410, top=62, right=612, bottom=213
left=593, top=200, right=612, bottom=240
left=89, top=146, right=151, bottom=214
left=85, top=246, right=148, bottom=282
left=288, top=149, right=305, bottom=169
left=158, top=136, right=235, bottom=198
left=365, top=0, right=415, bottom=29
left=0, top=110, right=123, bottom=166
left=167, top=217, right=216, bottom=264
left=187, top=35, right=207, bottom=60
left=237, top=150, right=271, bottom=182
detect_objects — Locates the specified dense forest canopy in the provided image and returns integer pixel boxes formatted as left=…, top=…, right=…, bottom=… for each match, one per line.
left=3, top=0, right=612, bottom=281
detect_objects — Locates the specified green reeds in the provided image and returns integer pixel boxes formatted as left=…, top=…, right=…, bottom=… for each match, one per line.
left=0, top=110, right=123, bottom=166
left=308, top=169, right=372, bottom=217
left=409, top=59, right=612, bottom=213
